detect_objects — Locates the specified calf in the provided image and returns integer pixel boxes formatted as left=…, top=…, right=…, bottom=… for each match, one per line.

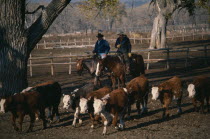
left=79, top=86, right=112, bottom=128
left=126, top=75, right=149, bottom=118
left=151, top=76, right=183, bottom=118
left=62, top=83, right=98, bottom=127
left=0, top=91, right=47, bottom=132
left=93, top=88, right=128, bottom=135
left=187, top=76, right=210, bottom=113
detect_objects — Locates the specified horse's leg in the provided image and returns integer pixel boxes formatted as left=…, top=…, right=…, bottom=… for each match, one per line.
left=111, top=76, right=116, bottom=89
left=120, top=74, right=126, bottom=88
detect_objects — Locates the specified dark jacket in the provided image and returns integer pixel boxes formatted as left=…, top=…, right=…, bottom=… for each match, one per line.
left=93, top=39, right=110, bottom=54
left=115, top=36, right=132, bottom=53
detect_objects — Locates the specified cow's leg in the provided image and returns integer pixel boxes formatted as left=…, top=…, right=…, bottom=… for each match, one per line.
left=40, top=108, right=47, bottom=129
left=143, top=93, right=149, bottom=113
left=112, top=113, right=119, bottom=129
left=89, top=113, right=95, bottom=128
left=118, top=111, right=126, bottom=130
left=162, top=98, right=170, bottom=119
left=192, top=98, right=198, bottom=112
left=199, top=99, right=204, bottom=114
left=11, top=114, right=18, bottom=131
left=17, top=113, right=24, bottom=132
left=72, top=107, right=80, bottom=127
left=127, top=104, right=131, bottom=119
left=206, top=96, right=209, bottom=112
left=176, top=97, right=182, bottom=114
left=136, top=100, right=141, bottom=115
left=27, top=113, right=35, bottom=132
left=47, top=107, right=52, bottom=119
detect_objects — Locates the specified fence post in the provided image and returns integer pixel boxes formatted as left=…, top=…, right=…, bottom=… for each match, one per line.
left=204, top=45, right=207, bottom=65
left=44, top=40, right=46, bottom=49
left=166, top=49, right=170, bottom=69
left=141, top=36, right=143, bottom=43
left=67, top=39, right=69, bottom=46
left=60, top=39, right=62, bottom=46
left=69, top=53, right=72, bottom=74
left=182, top=34, right=185, bottom=41
left=147, top=51, right=150, bottom=70
left=201, top=33, right=204, bottom=39
left=50, top=52, right=54, bottom=76
left=133, top=35, right=136, bottom=44
left=89, top=38, right=91, bottom=45
left=74, top=39, right=76, bottom=45
left=29, top=54, right=33, bottom=77
left=185, top=48, right=189, bottom=68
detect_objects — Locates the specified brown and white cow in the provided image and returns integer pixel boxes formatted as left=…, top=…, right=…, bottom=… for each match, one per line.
left=187, top=76, right=210, bottom=113
left=62, top=83, right=98, bottom=127
left=79, top=86, right=112, bottom=128
left=126, top=75, right=149, bottom=118
left=0, top=81, right=62, bottom=132
left=93, top=88, right=128, bottom=135
left=151, top=76, right=183, bottom=118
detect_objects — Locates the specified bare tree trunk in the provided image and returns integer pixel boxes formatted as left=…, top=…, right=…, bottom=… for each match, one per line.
left=0, top=0, right=71, bottom=96
left=149, top=13, right=167, bottom=49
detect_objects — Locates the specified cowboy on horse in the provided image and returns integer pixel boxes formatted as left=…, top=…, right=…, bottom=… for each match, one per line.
left=92, top=33, right=110, bottom=59
left=115, top=31, right=132, bottom=73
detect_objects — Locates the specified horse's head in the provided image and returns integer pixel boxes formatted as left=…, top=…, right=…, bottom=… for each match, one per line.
left=76, top=59, right=83, bottom=76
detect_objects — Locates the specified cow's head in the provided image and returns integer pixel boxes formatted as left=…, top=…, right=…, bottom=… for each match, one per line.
left=79, top=98, right=88, bottom=114
left=63, top=88, right=79, bottom=109
left=93, top=94, right=110, bottom=115
left=76, top=59, right=83, bottom=76
left=0, top=97, right=12, bottom=113
left=187, top=84, right=196, bottom=98
left=151, top=86, right=159, bottom=100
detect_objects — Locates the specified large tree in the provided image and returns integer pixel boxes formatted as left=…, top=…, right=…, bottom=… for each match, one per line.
left=0, top=0, right=71, bottom=96
left=149, top=0, right=195, bottom=49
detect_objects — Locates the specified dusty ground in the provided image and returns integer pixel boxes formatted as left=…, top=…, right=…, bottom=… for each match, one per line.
left=0, top=40, right=210, bottom=139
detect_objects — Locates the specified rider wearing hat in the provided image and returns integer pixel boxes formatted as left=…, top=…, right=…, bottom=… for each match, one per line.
left=115, top=31, right=132, bottom=73
left=93, top=33, right=110, bottom=59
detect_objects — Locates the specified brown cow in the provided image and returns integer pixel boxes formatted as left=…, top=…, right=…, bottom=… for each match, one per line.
left=151, top=76, right=183, bottom=118
left=79, top=86, right=112, bottom=128
left=0, top=91, right=47, bottom=132
left=93, top=88, right=128, bottom=135
left=126, top=75, right=149, bottom=118
left=187, top=76, right=210, bottom=113
left=0, top=81, right=62, bottom=132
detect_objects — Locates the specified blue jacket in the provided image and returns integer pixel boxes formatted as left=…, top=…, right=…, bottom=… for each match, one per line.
left=93, top=39, right=110, bottom=54
left=115, top=36, right=131, bottom=53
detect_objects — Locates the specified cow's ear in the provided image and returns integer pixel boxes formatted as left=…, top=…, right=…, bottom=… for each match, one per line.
left=88, top=96, right=92, bottom=100
left=102, top=99, right=107, bottom=105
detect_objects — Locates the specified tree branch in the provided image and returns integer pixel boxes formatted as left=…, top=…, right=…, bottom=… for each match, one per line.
left=27, top=0, right=71, bottom=53
left=25, top=5, right=45, bottom=14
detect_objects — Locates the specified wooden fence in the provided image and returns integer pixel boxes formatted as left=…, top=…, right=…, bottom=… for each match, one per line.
left=36, top=32, right=209, bottom=49
left=28, top=45, right=210, bottom=77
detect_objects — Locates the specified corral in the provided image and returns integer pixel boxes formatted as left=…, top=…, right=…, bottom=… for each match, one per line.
left=0, top=34, right=210, bottom=138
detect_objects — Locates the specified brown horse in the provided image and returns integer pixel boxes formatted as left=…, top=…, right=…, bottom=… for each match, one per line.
left=94, top=55, right=126, bottom=89
left=76, top=58, right=99, bottom=77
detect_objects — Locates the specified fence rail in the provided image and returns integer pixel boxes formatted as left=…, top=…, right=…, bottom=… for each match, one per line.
left=36, top=32, right=209, bottom=49
left=28, top=45, right=210, bottom=77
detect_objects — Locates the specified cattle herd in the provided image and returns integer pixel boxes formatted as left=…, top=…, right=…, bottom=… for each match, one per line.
left=0, top=54, right=209, bottom=135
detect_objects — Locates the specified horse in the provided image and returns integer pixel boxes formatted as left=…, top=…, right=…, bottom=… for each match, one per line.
left=76, top=58, right=99, bottom=77
left=129, top=54, right=145, bottom=77
left=94, top=55, right=126, bottom=89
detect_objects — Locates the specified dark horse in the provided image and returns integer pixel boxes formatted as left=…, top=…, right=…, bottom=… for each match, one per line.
left=76, top=58, right=99, bottom=76
left=94, top=55, right=126, bottom=89
left=130, top=54, right=145, bottom=77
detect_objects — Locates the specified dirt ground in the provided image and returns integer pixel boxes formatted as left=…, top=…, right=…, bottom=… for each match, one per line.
left=0, top=40, right=210, bottom=139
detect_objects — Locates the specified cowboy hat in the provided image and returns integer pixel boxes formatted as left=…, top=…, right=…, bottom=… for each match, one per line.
left=117, top=31, right=125, bottom=35
left=96, top=33, right=104, bottom=38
